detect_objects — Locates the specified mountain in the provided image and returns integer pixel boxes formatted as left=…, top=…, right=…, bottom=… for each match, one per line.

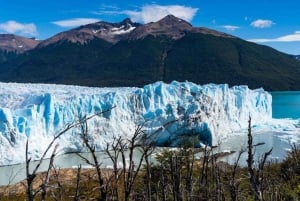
left=38, top=18, right=140, bottom=47
left=0, top=34, right=40, bottom=62
left=0, top=81, right=276, bottom=165
left=0, top=34, right=40, bottom=53
left=127, top=15, right=232, bottom=40
left=1, top=15, right=300, bottom=91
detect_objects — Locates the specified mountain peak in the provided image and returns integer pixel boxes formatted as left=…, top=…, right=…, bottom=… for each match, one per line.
left=127, top=15, right=194, bottom=40
left=0, top=34, right=40, bottom=53
left=120, top=17, right=133, bottom=24
left=127, top=15, right=235, bottom=40
left=38, top=18, right=140, bottom=47
left=157, top=15, right=192, bottom=26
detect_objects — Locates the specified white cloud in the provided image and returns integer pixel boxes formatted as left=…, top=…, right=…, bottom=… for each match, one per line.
left=99, top=4, right=120, bottom=10
left=123, top=5, right=198, bottom=23
left=250, top=19, right=274, bottom=28
left=248, top=31, right=300, bottom=43
left=0, top=21, right=37, bottom=36
left=92, top=4, right=121, bottom=15
left=52, top=18, right=100, bottom=28
left=93, top=10, right=123, bottom=16
left=222, top=25, right=240, bottom=31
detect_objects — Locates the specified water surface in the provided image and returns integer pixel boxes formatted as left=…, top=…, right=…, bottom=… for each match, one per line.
left=271, top=91, right=300, bottom=119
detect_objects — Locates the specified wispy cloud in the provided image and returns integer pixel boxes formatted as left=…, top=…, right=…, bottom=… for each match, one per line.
left=92, top=10, right=123, bottom=16
left=248, top=31, right=300, bottom=43
left=221, top=25, right=240, bottom=31
left=124, top=5, right=198, bottom=23
left=94, top=4, right=198, bottom=23
left=52, top=18, right=100, bottom=28
left=250, top=19, right=274, bottom=28
left=92, top=4, right=121, bottom=15
left=99, top=4, right=120, bottom=10
left=0, top=20, right=37, bottom=36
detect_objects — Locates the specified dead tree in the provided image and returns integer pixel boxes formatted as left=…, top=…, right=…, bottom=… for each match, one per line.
left=119, top=125, right=146, bottom=201
left=171, top=154, right=183, bottom=201
left=49, top=166, right=63, bottom=201
left=198, top=144, right=210, bottom=200
left=105, top=136, right=123, bottom=201
left=77, top=118, right=107, bottom=201
left=229, top=150, right=244, bottom=201
left=210, top=147, right=225, bottom=201
left=157, top=162, right=168, bottom=201
left=73, top=165, right=82, bottom=201
left=25, top=107, right=114, bottom=201
left=247, top=117, right=272, bottom=201
left=25, top=131, right=60, bottom=201
left=40, top=144, right=59, bottom=200
left=184, top=148, right=195, bottom=201
left=141, top=143, right=155, bottom=201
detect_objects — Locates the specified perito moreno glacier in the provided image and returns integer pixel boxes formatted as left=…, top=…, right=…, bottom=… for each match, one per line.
left=0, top=81, right=288, bottom=165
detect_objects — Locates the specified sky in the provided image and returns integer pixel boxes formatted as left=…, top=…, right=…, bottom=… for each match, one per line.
left=0, top=0, right=299, bottom=55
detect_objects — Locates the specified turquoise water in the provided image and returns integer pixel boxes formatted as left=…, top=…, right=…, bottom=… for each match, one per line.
left=272, top=91, right=300, bottom=119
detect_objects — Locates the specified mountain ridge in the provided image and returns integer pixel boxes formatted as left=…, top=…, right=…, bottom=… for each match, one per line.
left=0, top=34, right=40, bottom=53
left=0, top=15, right=300, bottom=91
left=0, top=15, right=235, bottom=51
left=37, top=18, right=141, bottom=47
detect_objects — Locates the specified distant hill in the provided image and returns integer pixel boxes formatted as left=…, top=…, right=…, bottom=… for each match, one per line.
left=0, top=15, right=300, bottom=91
left=0, top=34, right=39, bottom=53
left=0, top=34, right=39, bottom=63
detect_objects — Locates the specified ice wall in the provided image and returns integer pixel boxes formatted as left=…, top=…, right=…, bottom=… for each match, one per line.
left=0, top=81, right=272, bottom=165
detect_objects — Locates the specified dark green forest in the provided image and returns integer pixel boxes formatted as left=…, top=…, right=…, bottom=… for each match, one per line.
left=1, top=33, right=300, bottom=91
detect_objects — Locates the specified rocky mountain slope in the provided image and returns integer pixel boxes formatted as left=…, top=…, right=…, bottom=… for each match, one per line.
left=0, top=34, right=40, bottom=52
left=38, top=18, right=140, bottom=47
left=0, top=15, right=300, bottom=91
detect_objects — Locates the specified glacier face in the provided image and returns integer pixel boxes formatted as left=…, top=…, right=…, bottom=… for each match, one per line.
left=0, top=81, right=272, bottom=165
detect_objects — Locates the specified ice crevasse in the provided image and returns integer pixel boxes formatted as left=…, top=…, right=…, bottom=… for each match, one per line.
left=0, top=81, right=272, bottom=165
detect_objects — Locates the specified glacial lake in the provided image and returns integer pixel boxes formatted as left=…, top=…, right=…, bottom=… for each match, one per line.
left=0, top=91, right=300, bottom=186
left=272, top=91, right=300, bottom=119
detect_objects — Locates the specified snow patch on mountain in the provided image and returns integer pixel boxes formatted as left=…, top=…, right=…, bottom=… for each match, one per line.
left=0, top=81, right=295, bottom=165
left=111, top=24, right=136, bottom=35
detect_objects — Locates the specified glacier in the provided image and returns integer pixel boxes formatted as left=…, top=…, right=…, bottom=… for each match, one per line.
left=0, top=80, right=293, bottom=166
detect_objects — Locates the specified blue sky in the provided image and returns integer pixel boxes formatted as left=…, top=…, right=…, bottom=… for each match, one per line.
left=0, top=0, right=299, bottom=54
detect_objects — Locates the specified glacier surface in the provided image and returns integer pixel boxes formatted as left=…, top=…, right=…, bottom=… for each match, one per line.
left=0, top=81, right=296, bottom=165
